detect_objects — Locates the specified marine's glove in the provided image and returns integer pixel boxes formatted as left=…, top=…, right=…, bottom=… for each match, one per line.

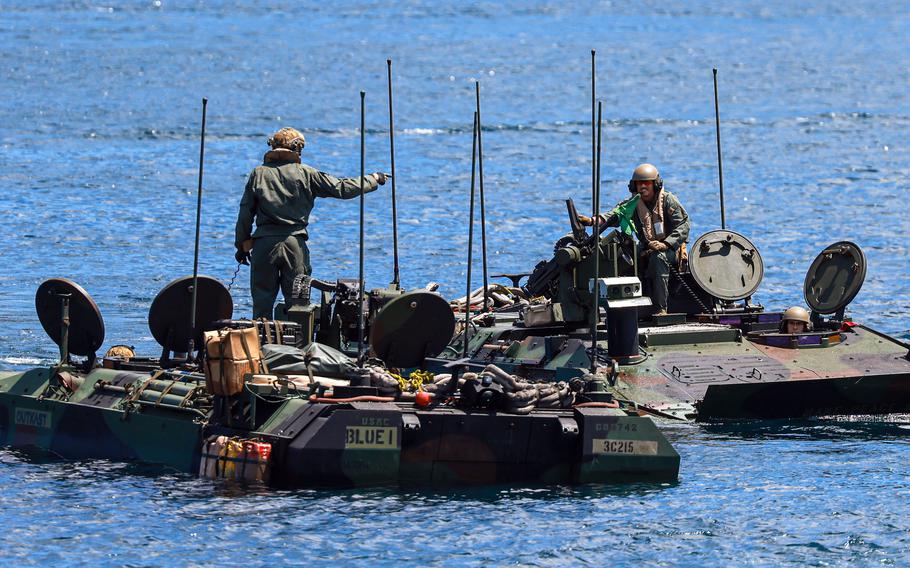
left=235, top=249, right=250, bottom=265
left=648, top=241, right=669, bottom=253
left=577, top=213, right=608, bottom=227
left=373, top=172, right=388, bottom=185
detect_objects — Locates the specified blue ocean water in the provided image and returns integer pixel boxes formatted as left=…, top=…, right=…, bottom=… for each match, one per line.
left=1, top=0, right=910, bottom=564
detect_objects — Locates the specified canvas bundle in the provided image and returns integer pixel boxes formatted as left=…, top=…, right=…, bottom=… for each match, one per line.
left=203, top=327, right=267, bottom=396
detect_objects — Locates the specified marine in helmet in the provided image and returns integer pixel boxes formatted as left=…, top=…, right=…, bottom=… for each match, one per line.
left=780, top=306, right=811, bottom=334
left=235, top=127, right=387, bottom=319
left=579, top=163, right=690, bottom=314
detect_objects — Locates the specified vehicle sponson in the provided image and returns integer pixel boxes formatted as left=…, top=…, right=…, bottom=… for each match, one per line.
left=250, top=399, right=679, bottom=486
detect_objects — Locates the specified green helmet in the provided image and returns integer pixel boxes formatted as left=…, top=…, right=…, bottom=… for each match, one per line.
left=628, top=163, right=663, bottom=193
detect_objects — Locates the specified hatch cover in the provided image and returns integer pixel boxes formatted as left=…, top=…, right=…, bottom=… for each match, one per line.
left=658, top=355, right=789, bottom=385
left=35, top=278, right=105, bottom=357
left=689, top=230, right=763, bottom=301
left=803, top=241, right=866, bottom=315
left=148, top=275, right=233, bottom=352
left=370, top=291, right=455, bottom=368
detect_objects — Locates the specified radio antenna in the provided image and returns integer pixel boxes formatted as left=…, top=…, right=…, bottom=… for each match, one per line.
left=590, top=101, right=602, bottom=372
left=475, top=81, right=489, bottom=312
left=591, top=49, right=596, bottom=211
left=462, top=112, right=479, bottom=358
left=387, top=59, right=401, bottom=287
left=189, top=97, right=207, bottom=358
left=358, top=90, right=366, bottom=359
left=713, top=68, right=727, bottom=230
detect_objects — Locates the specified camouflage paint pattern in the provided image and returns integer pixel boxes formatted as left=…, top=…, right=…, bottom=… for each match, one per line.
left=0, top=368, right=203, bottom=471
left=446, top=316, right=910, bottom=422
left=0, top=367, right=680, bottom=486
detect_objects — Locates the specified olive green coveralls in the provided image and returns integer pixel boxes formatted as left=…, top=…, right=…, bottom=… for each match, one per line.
left=633, top=190, right=690, bottom=312
left=235, top=149, right=379, bottom=318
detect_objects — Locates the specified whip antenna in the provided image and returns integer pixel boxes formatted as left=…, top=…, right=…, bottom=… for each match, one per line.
left=189, top=97, right=207, bottom=357
left=475, top=81, right=489, bottom=312
left=713, top=68, right=727, bottom=229
left=462, top=112, right=479, bottom=358
left=358, top=90, right=366, bottom=359
left=387, top=59, right=401, bottom=287
left=590, top=101, right=602, bottom=372
left=591, top=49, right=596, bottom=211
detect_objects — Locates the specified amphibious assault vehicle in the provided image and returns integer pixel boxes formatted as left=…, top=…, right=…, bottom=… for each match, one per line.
left=433, top=199, right=910, bottom=422
left=0, top=86, right=682, bottom=487
left=0, top=270, right=679, bottom=487
left=5, top=193, right=909, bottom=487
left=6, top=66, right=904, bottom=488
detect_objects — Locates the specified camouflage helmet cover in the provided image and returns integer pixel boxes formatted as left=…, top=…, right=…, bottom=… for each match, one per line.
left=268, top=127, right=306, bottom=153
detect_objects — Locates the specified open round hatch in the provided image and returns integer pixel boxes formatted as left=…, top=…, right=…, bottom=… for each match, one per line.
left=369, top=291, right=455, bottom=368
left=35, top=278, right=105, bottom=357
left=689, top=230, right=764, bottom=301
left=803, top=241, right=866, bottom=315
left=148, top=275, right=233, bottom=352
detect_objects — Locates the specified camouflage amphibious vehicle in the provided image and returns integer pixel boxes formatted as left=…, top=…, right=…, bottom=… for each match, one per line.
left=0, top=273, right=679, bottom=487
left=432, top=200, right=910, bottom=422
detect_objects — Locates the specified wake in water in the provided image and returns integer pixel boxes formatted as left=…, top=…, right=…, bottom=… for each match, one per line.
left=0, top=356, right=49, bottom=366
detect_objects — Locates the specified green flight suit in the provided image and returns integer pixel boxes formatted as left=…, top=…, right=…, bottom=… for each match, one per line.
left=633, top=190, right=690, bottom=311
left=235, top=149, right=379, bottom=318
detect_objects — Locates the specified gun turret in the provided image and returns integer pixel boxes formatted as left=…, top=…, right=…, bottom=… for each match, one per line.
left=523, top=198, right=624, bottom=303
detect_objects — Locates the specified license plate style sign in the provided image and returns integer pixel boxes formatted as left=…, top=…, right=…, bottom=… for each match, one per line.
left=15, top=408, right=52, bottom=429
left=345, top=426, right=398, bottom=449
left=592, top=438, right=659, bottom=455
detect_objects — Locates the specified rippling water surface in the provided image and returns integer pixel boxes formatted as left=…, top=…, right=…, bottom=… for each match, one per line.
left=1, top=1, right=910, bottom=565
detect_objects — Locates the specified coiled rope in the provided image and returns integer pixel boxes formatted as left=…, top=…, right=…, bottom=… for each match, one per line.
left=422, top=364, right=576, bottom=414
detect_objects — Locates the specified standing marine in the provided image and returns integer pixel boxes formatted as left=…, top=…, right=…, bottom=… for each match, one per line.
left=235, top=127, right=387, bottom=319
left=579, top=163, right=690, bottom=315
left=628, top=163, right=690, bottom=315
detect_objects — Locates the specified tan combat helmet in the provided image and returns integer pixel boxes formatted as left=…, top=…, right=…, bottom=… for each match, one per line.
left=628, top=163, right=663, bottom=193
left=782, top=306, right=810, bottom=324
left=268, top=127, right=306, bottom=153
left=780, top=305, right=811, bottom=332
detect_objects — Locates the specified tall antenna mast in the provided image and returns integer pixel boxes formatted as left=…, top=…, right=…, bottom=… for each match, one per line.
left=387, top=59, right=401, bottom=286
left=475, top=81, right=489, bottom=311
left=713, top=68, right=727, bottom=229
left=590, top=101, right=602, bottom=372
left=358, top=91, right=366, bottom=359
left=462, top=112, right=479, bottom=358
left=189, top=97, right=207, bottom=357
left=591, top=50, right=596, bottom=211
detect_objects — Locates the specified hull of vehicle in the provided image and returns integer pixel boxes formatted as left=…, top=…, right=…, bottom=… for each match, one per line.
left=0, top=368, right=679, bottom=485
